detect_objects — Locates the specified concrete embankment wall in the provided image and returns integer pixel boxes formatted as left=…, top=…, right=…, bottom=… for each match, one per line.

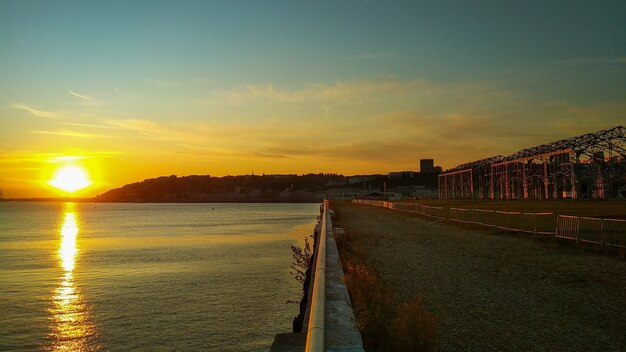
left=271, top=202, right=363, bottom=352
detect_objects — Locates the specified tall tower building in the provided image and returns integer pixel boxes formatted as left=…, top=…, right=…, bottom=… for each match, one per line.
left=420, top=159, right=434, bottom=173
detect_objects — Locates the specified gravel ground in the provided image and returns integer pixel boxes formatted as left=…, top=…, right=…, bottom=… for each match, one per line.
left=333, top=202, right=626, bottom=352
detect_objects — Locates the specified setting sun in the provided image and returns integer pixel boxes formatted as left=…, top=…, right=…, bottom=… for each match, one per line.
left=48, top=166, right=93, bottom=193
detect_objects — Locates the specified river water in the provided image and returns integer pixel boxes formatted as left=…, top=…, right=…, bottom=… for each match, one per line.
left=0, top=202, right=319, bottom=351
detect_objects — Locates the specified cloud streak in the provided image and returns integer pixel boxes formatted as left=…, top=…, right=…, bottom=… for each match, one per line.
left=0, top=150, right=120, bottom=165
left=147, top=77, right=180, bottom=87
left=555, top=56, right=626, bottom=66
left=69, top=90, right=100, bottom=106
left=105, top=118, right=197, bottom=142
left=213, top=78, right=436, bottom=105
left=12, top=104, right=58, bottom=118
left=59, top=122, right=118, bottom=129
left=31, top=130, right=114, bottom=139
left=344, top=51, right=397, bottom=61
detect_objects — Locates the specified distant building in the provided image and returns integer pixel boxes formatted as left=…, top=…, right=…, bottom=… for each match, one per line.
left=413, top=187, right=438, bottom=198
left=392, top=185, right=437, bottom=198
left=420, top=159, right=435, bottom=173
left=347, top=175, right=377, bottom=184
left=388, top=171, right=416, bottom=179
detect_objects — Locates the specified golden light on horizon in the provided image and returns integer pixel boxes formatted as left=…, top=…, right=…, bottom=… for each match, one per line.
left=48, top=165, right=93, bottom=194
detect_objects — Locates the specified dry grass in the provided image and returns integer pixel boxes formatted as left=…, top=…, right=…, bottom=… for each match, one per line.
left=392, top=298, right=436, bottom=352
left=333, top=202, right=626, bottom=351
left=343, top=262, right=395, bottom=349
left=335, top=213, right=436, bottom=352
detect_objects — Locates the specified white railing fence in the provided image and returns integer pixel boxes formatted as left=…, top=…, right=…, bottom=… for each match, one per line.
left=555, top=215, right=579, bottom=240
left=602, top=219, right=626, bottom=247
left=305, top=200, right=328, bottom=352
left=556, top=215, right=626, bottom=247
left=353, top=200, right=625, bottom=248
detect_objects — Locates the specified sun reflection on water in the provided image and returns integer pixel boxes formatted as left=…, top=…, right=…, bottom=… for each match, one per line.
left=59, top=213, right=78, bottom=272
left=47, top=203, right=97, bottom=351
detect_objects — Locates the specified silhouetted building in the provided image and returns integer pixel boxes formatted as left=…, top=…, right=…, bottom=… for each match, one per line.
left=420, top=159, right=435, bottom=173
left=388, top=171, right=416, bottom=179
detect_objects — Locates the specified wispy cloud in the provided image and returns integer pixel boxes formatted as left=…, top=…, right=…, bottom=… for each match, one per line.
left=48, top=155, right=86, bottom=162
left=69, top=90, right=100, bottom=106
left=12, top=104, right=58, bottom=118
left=147, top=77, right=180, bottom=87
left=344, top=51, right=397, bottom=61
left=105, top=118, right=196, bottom=142
left=31, top=130, right=113, bottom=138
left=214, top=78, right=435, bottom=105
left=59, top=122, right=118, bottom=129
left=554, top=56, right=626, bottom=66
left=0, top=150, right=120, bottom=165
left=174, top=144, right=237, bottom=156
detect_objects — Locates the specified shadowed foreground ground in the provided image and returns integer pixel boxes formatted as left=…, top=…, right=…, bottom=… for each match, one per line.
left=333, top=202, right=626, bottom=351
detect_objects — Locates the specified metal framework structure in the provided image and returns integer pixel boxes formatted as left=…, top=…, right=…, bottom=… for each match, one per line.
left=438, top=155, right=504, bottom=199
left=439, top=126, right=626, bottom=200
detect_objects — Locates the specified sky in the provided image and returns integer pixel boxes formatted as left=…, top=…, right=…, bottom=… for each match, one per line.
left=1, top=0, right=625, bottom=197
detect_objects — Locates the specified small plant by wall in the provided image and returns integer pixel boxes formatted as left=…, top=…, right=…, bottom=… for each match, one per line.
left=290, top=235, right=313, bottom=285
left=391, top=298, right=436, bottom=352
left=288, top=229, right=317, bottom=333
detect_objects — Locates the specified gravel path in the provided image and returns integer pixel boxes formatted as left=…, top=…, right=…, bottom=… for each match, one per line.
left=333, top=203, right=626, bottom=352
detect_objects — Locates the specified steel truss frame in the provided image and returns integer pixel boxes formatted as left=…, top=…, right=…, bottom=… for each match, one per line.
left=439, top=126, right=626, bottom=200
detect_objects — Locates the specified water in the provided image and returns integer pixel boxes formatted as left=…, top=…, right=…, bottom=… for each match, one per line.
left=0, top=202, right=319, bottom=351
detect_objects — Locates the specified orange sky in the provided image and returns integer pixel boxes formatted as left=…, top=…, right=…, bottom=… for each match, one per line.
left=1, top=2, right=625, bottom=198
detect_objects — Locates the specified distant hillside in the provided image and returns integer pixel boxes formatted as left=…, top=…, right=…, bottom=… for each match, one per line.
left=94, top=172, right=440, bottom=202
left=94, top=174, right=344, bottom=202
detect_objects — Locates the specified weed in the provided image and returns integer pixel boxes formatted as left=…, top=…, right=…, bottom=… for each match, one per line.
left=392, top=297, right=437, bottom=352
left=344, top=261, right=395, bottom=349
left=338, top=223, right=436, bottom=351
left=288, top=232, right=316, bottom=332
left=290, top=235, right=312, bottom=285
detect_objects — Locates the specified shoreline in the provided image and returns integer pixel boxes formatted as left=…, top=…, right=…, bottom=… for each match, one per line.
left=0, top=198, right=322, bottom=204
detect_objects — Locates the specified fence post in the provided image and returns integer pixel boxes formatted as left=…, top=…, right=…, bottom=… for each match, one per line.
left=507, top=212, right=511, bottom=231
left=600, top=218, right=604, bottom=246
left=575, top=217, right=580, bottom=243
left=533, top=213, right=537, bottom=235
left=555, top=216, right=559, bottom=238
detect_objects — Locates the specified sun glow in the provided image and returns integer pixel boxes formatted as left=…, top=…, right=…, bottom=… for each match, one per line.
left=48, top=166, right=93, bottom=193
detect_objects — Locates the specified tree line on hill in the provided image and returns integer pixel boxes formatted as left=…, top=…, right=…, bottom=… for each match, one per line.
left=94, top=172, right=439, bottom=202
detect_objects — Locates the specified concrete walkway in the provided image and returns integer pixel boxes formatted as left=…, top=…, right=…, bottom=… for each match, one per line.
left=271, top=208, right=363, bottom=352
